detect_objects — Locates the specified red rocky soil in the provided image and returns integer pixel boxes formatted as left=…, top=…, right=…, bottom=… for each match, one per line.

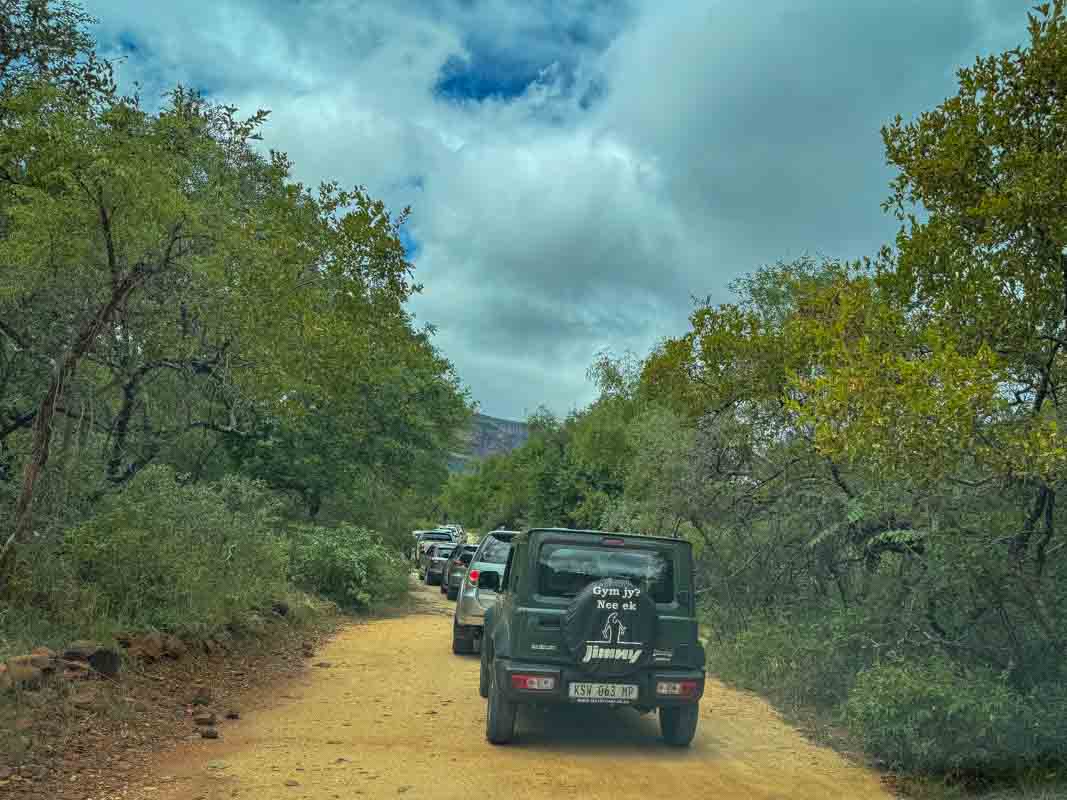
left=0, top=611, right=341, bottom=800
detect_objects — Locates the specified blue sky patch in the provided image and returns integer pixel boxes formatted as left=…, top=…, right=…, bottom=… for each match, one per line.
left=435, top=49, right=547, bottom=102
left=399, top=227, right=421, bottom=261
left=117, top=31, right=139, bottom=53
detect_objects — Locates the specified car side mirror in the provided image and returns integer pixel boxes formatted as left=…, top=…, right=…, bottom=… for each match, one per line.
left=478, top=571, right=500, bottom=591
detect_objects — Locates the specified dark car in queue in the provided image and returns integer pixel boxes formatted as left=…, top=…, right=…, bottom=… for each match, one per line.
left=478, top=528, right=706, bottom=747
left=451, top=530, right=518, bottom=654
left=441, top=544, right=479, bottom=599
left=419, top=542, right=456, bottom=586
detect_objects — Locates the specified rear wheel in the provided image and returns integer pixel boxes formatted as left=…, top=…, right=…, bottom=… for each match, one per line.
left=446, top=584, right=459, bottom=601
left=659, top=704, right=699, bottom=747
left=485, top=659, right=516, bottom=744
left=452, top=621, right=473, bottom=655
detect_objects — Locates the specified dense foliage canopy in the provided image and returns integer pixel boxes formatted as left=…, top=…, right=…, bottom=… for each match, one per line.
left=0, top=1, right=470, bottom=626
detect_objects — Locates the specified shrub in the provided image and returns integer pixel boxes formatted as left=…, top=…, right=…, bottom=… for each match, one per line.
left=707, top=614, right=871, bottom=710
left=61, top=466, right=288, bottom=636
left=845, top=657, right=1051, bottom=774
left=288, top=523, right=408, bottom=609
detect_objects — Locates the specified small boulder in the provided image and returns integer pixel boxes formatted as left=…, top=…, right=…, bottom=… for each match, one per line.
left=63, top=642, right=121, bottom=677
left=200, top=727, right=219, bottom=739
left=162, top=635, right=187, bottom=659
left=193, top=712, right=217, bottom=726
left=225, top=710, right=240, bottom=720
left=29, top=647, right=57, bottom=671
left=59, top=660, right=92, bottom=681
left=63, top=641, right=101, bottom=661
left=271, top=600, right=290, bottom=617
left=5, top=656, right=44, bottom=689
left=126, top=632, right=164, bottom=662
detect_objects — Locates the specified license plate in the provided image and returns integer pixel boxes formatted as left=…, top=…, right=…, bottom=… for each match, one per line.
left=568, top=682, right=639, bottom=703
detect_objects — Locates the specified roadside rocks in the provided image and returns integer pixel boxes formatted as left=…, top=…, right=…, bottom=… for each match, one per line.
left=6, top=655, right=46, bottom=688
left=119, top=632, right=165, bottom=662
left=163, top=635, right=187, bottom=658
left=2, top=631, right=198, bottom=696
left=63, top=641, right=121, bottom=677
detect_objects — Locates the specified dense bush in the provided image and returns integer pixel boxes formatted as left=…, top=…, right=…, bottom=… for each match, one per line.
left=844, top=658, right=1066, bottom=774
left=288, top=523, right=409, bottom=610
left=707, top=615, right=871, bottom=710
left=61, top=466, right=289, bottom=634
left=1, top=467, right=291, bottom=656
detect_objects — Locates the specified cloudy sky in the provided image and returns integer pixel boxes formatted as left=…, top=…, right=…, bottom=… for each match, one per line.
left=84, top=0, right=1029, bottom=420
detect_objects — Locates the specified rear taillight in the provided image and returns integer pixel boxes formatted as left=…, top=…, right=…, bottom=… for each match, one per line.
left=601, top=537, right=625, bottom=546
left=656, top=680, right=699, bottom=697
left=511, top=674, right=557, bottom=691
left=467, top=569, right=480, bottom=585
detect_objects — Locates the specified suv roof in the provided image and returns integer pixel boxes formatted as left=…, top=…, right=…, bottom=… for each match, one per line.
left=514, top=527, right=692, bottom=548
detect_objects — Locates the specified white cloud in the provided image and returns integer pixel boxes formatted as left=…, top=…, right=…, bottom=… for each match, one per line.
left=83, top=0, right=1030, bottom=418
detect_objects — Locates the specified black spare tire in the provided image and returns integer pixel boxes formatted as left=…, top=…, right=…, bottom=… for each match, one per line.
left=562, top=577, right=658, bottom=677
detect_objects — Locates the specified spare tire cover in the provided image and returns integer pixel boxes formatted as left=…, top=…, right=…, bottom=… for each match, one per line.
left=562, top=578, right=657, bottom=677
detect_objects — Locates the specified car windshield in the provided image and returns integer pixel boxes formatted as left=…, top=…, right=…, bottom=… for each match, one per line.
left=537, top=543, right=674, bottom=603
left=478, top=536, right=512, bottom=564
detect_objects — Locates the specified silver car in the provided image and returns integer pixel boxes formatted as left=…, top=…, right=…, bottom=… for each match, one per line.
left=452, top=530, right=517, bottom=654
left=411, top=529, right=453, bottom=563
left=441, top=544, right=479, bottom=600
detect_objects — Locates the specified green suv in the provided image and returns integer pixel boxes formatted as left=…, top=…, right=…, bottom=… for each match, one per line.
left=477, top=528, right=706, bottom=747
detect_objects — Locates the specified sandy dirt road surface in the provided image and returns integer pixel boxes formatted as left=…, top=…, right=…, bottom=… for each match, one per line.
left=109, top=583, right=894, bottom=800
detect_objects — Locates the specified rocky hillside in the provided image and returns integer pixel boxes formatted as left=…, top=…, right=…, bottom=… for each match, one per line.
left=448, top=413, right=529, bottom=472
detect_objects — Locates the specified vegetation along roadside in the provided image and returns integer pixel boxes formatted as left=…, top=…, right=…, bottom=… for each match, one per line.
left=0, top=0, right=466, bottom=786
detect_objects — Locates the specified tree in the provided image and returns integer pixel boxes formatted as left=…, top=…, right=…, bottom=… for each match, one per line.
left=0, top=0, right=113, bottom=101
left=0, top=81, right=465, bottom=586
left=806, top=0, right=1067, bottom=548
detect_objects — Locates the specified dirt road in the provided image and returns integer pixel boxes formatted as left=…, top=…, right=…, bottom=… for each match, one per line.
left=112, top=584, right=893, bottom=800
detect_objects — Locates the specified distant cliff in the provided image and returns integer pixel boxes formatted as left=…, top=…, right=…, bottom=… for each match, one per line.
left=448, top=413, right=530, bottom=473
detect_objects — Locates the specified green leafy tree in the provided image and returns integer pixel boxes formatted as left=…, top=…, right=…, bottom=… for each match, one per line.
left=0, top=79, right=467, bottom=586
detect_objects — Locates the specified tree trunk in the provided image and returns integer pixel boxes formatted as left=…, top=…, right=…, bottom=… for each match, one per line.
left=0, top=270, right=148, bottom=591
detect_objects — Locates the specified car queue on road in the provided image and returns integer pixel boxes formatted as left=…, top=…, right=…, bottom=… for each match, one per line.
left=410, top=524, right=706, bottom=749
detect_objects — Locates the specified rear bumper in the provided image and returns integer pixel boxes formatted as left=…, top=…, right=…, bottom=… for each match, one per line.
left=494, top=659, right=705, bottom=707
left=455, top=588, right=495, bottom=627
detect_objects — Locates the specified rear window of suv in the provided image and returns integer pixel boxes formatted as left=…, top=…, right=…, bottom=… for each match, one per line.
left=422, top=533, right=451, bottom=542
left=478, top=535, right=512, bottom=564
left=537, top=543, right=675, bottom=603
